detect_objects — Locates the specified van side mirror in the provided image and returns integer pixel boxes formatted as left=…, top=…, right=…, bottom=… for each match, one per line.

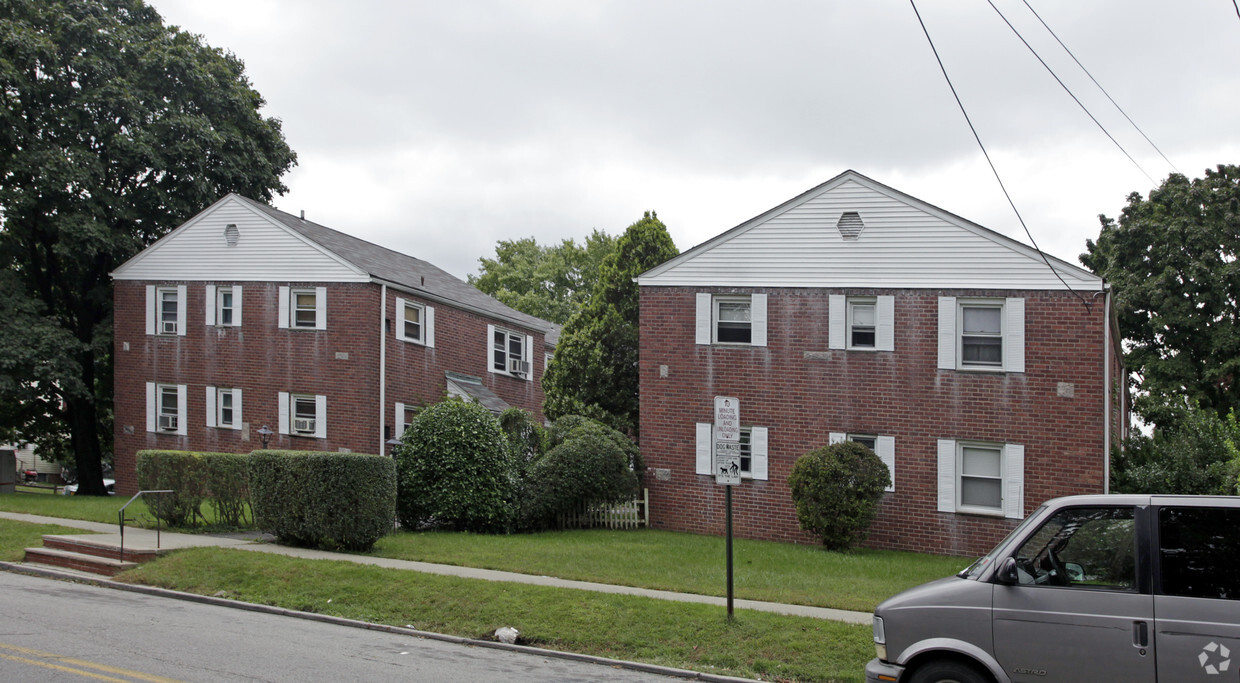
left=996, top=557, right=1019, bottom=585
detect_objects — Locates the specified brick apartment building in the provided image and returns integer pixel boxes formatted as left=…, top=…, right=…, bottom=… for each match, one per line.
left=111, top=194, right=558, bottom=495
left=636, top=171, right=1127, bottom=556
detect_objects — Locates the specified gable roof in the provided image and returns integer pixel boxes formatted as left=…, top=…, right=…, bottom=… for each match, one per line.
left=113, top=194, right=559, bottom=341
left=637, top=170, right=1104, bottom=291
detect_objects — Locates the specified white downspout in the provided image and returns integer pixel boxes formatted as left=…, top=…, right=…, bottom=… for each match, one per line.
left=1103, top=288, right=1111, bottom=494
left=379, top=283, right=387, bottom=457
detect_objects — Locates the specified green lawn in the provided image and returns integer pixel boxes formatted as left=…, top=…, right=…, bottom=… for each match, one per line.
left=371, top=529, right=971, bottom=613
left=0, top=519, right=84, bottom=562
left=0, top=489, right=244, bottom=530
left=118, top=546, right=875, bottom=682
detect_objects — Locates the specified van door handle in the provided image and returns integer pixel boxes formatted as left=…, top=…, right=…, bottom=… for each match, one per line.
left=1133, top=621, right=1149, bottom=647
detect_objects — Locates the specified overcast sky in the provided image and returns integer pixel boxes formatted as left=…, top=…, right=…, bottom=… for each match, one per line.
left=148, top=0, right=1240, bottom=281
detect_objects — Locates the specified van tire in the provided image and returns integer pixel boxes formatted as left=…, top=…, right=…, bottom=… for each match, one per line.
left=906, top=659, right=991, bottom=683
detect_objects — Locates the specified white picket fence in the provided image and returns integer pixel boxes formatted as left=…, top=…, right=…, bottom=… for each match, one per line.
left=556, top=488, right=649, bottom=530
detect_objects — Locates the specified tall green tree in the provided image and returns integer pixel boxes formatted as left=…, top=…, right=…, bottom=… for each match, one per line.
left=542, top=211, right=677, bottom=437
left=0, top=0, right=296, bottom=493
left=469, top=230, right=616, bottom=325
left=1082, top=165, right=1240, bottom=428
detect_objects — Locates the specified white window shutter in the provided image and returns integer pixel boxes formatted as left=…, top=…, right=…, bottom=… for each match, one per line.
left=1004, top=443, right=1025, bottom=519
left=278, top=391, right=290, bottom=435
left=205, top=285, right=216, bottom=326
left=395, top=297, right=407, bottom=339
left=278, top=287, right=290, bottom=329
left=525, top=335, right=534, bottom=381
left=695, top=293, right=712, bottom=345
left=828, top=295, right=845, bottom=350
left=937, top=439, right=956, bottom=512
left=176, top=285, right=187, bottom=336
left=315, top=287, right=327, bottom=330
left=937, top=297, right=956, bottom=370
left=233, top=389, right=242, bottom=429
left=1004, top=297, right=1025, bottom=373
left=233, top=286, right=242, bottom=326
left=828, top=432, right=846, bottom=444
left=877, top=295, right=895, bottom=352
left=486, top=324, right=496, bottom=373
left=145, top=382, right=156, bottom=432
left=395, top=402, right=405, bottom=437
left=315, top=395, right=327, bottom=438
left=751, top=293, right=767, bottom=347
left=205, top=386, right=217, bottom=427
left=751, top=426, right=769, bottom=480
left=425, top=306, right=435, bottom=348
left=145, top=285, right=156, bottom=335
left=176, top=384, right=187, bottom=435
left=696, top=423, right=712, bottom=475
left=877, top=435, right=896, bottom=492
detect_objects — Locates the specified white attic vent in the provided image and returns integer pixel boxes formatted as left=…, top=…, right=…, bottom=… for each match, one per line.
left=224, top=224, right=240, bottom=247
left=837, top=212, right=864, bottom=240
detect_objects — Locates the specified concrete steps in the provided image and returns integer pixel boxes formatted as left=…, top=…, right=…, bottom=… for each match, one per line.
left=24, top=534, right=165, bottom=577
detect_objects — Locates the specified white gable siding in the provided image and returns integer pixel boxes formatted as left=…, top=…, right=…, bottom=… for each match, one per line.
left=113, top=197, right=368, bottom=282
left=639, top=177, right=1101, bottom=291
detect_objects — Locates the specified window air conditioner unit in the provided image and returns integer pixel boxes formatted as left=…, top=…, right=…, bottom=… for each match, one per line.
left=161, top=321, right=178, bottom=334
left=508, top=358, right=530, bottom=375
left=158, top=415, right=178, bottom=431
left=293, top=418, right=315, bottom=434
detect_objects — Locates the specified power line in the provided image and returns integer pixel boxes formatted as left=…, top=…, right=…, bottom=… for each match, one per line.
left=908, top=0, right=1091, bottom=309
left=986, top=0, right=1155, bottom=184
left=1019, top=0, right=1178, bottom=176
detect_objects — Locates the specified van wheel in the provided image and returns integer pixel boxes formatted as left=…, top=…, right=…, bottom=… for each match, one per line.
left=907, top=659, right=991, bottom=683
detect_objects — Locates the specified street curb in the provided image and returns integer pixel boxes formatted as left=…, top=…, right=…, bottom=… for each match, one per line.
left=0, top=561, right=759, bottom=683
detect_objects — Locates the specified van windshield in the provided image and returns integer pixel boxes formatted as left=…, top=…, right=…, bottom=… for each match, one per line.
left=960, top=504, right=1047, bottom=579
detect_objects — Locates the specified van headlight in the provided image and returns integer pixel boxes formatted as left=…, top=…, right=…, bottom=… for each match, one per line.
left=873, top=616, right=887, bottom=661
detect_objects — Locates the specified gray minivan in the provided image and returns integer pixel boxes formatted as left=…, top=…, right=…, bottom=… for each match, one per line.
left=866, top=494, right=1239, bottom=683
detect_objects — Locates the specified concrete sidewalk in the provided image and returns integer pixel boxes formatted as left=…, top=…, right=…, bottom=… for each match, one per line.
left=0, top=510, right=872, bottom=625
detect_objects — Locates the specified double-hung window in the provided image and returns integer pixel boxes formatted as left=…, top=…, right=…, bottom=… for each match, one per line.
left=278, top=391, right=326, bottom=438
left=695, top=293, right=767, bottom=346
left=205, top=285, right=242, bottom=326
left=489, top=325, right=531, bottom=378
left=278, top=286, right=327, bottom=330
left=395, top=298, right=435, bottom=346
left=830, top=432, right=895, bottom=492
left=145, top=285, right=187, bottom=336
left=938, top=297, right=1024, bottom=372
left=696, top=423, right=768, bottom=480
left=205, top=387, right=242, bottom=429
left=937, top=438, right=1024, bottom=518
left=828, top=295, right=893, bottom=351
left=145, top=382, right=186, bottom=435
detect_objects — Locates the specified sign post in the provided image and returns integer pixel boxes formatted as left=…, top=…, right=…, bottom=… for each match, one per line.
left=713, top=396, right=740, bottom=619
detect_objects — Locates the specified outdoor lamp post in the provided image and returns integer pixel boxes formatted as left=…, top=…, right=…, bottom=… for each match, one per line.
left=257, top=425, right=273, bottom=449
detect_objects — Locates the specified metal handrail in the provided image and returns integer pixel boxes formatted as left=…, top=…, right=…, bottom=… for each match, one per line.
left=118, top=490, right=173, bottom=563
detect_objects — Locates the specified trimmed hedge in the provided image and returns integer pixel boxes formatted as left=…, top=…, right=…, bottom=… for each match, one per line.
left=136, top=450, right=252, bottom=529
left=787, top=441, right=890, bottom=551
left=249, top=450, right=396, bottom=551
left=395, top=400, right=515, bottom=533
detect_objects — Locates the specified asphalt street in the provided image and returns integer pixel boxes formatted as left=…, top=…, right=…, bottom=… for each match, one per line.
left=0, top=571, right=683, bottom=682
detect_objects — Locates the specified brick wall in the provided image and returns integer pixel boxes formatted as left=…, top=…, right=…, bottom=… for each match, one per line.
left=639, top=287, right=1119, bottom=556
left=114, top=281, right=547, bottom=495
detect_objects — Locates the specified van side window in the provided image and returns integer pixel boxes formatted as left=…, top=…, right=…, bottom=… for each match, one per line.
left=1159, top=506, right=1240, bottom=600
left=1012, top=506, right=1136, bottom=590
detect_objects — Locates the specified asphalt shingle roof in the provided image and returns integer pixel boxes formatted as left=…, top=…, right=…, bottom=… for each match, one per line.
left=235, top=195, right=560, bottom=345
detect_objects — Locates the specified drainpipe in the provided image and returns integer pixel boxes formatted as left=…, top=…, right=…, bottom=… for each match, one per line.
left=379, top=283, right=387, bottom=457
left=1103, top=287, right=1111, bottom=494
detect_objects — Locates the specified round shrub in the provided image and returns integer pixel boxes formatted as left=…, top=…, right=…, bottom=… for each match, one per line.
left=395, top=399, right=515, bottom=532
left=787, top=441, right=890, bottom=551
left=544, top=414, right=643, bottom=477
left=521, top=427, right=639, bottom=531
left=249, top=450, right=396, bottom=551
